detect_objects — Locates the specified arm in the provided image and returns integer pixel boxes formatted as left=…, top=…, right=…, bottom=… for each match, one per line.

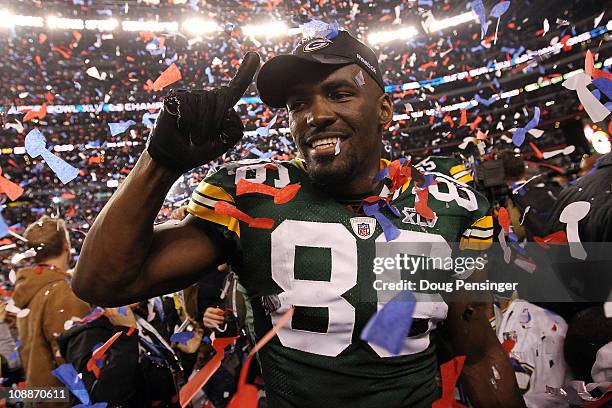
left=73, top=152, right=220, bottom=306
left=442, top=298, right=526, bottom=408
left=73, top=53, right=260, bottom=306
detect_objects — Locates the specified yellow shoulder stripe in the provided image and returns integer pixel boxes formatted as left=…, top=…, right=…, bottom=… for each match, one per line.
left=472, top=215, right=493, bottom=229
left=186, top=203, right=240, bottom=237
left=195, top=182, right=234, bottom=203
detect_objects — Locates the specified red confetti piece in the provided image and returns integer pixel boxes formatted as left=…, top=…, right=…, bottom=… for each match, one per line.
left=459, top=110, right=468, bottom=127
left=415, top=189, right=435, bottom=220
left=126, top=326, right=135, bottom=336
left=502, top=339, right=516, bottom=354
left=214, top=201, right=274, bottom=229
left=469, top=115, right=482, bottom=131
left=585, top=50, right=612, bottom=81
left=529, top=142, right=544, bottom=160
left=498, top=207, right=511, bottom=233
left=152, top=64, right=182, bottom=92
left=86, top=331, right=123, bottom=378
left=23, top=103, right=47, bottom=122
left=236, top=179, right=301, bottom=204
left=533, top=230, right=568, bottom=248
left=432, top=356, right=467, bottom=408
left=0, top=168, right=24, bottom=201
left=179, top=336, right=238, bottom=408
left=227, top=308, right=294, bottom=408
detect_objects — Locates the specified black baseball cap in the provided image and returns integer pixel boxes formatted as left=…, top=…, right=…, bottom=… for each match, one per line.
left=256, top=30, right=385, bottom=108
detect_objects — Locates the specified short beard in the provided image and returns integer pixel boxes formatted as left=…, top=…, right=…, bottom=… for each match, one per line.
left=306, top=149, right=362, bottom=195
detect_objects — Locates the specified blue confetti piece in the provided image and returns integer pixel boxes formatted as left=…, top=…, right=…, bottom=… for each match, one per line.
left=474, top=94, right=497, bottom=107
left=142, top=111, right=159, bottom=129
left=490, top=1, right=510, bottom=18
left=0, top=212, right=8, bottom=239
left=9, top=351, right=18, bottom=362
left=538, top=65, right=546, bottom=75
left=593, top=78, right=612, bottom=101
left=95, top=358, right=105, bottom=368
left=302, top=19, right=339, bottom=40
left=51, top=363, right=91, bottom=405
left=205, top=66, right=215, bottom=84
left=280, top=136, right=293, bottom=147
left=364, top=203, right=400, bottom=242
left=360, top=290, right=416, bottom=355
left=117, top=307, right=127, bottom=316
left=91, top=342, right=104, bottom=353
left=469, top=0, right=489, bottom=39
left=417, top=0, right=433, bottom=7
left=373, top=167, right=389, bottom=183
left=107, top=120, right=136, bottom=137
left=24, top=129, right=79, bottom=184
left=605, top=102, right=612, bottom=111
left=15, top=339, right=21, bottom=348
left=420, top=174, right=435, bottom=189
left=255, top=114, right=278, bottom=138
left=170, top=331, right=195, bottom=345
left=592, top=89, right=601, bottom=100
left=512, top=107, right=540, bottom=147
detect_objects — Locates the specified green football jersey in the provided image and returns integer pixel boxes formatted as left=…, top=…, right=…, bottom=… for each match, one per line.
left=187, top=158, right=492, bottom=408
left=415, top=156, right=474, bottom=186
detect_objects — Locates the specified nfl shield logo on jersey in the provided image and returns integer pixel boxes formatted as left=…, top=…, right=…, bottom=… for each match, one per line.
left=350, top=217, right=377, bottom=240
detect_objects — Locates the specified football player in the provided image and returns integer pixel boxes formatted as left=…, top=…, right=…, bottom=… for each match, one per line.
left=74, top=31, right=525, bottom=407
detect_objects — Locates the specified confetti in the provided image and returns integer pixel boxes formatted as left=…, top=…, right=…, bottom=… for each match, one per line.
left=512, top=107, right=540, bottom=147
left=255, top=114, right=278, bottom=137
left=152, top=63, right=182, bottom=92
left=562, top=73, right=611, bottom=123
left=25, top=129, right=79, bottom=184
left=51, top=363, right=92, bottom=405
left=459, top=110, right=468, bottom=127
left=559, top=201, right=590, bottom=260
left=432, top=356, right=468, bottom=408
left=108, top=120, right=136, bottom=137
left=170, top=331, right=195, bottom=345
left=215, top=201, right=274, bottom=229
left=469, top=0, right=489, bottom=39
left=334, top=138, right=341, bottom=155
left=236, top=179, right=300, bottom=204
left=474, top=94, right=497, bottom=107
left=353, top=70, right=366, bottom=87
left=594, top=11, right=605, bottom=28
left=498, top=207, right=511, bottom=233
left=85, top=67, right=107, bottom=81
left=542, top=145, right=575, bottom=159
left=542, top=18, right=550, bottom=36
left=363, top=202, right=400, bottom=241
left=227, top=307, right=295, bottom=408
left=23, top=103, right=47, bottom=122
left=489, top=1, right=510, bottom=44
left=360, top=290, right=415, bottom=355
left=0, top=167, right=24, bottom=201
left=87, top=331, right=123, bottom=378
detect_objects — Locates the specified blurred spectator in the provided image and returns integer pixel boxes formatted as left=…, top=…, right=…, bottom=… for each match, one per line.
left=13, top=216, right=91, bottom=399
left=489, top=298, right=569, bottom=408
left=58, top=303, right=187, bottom=407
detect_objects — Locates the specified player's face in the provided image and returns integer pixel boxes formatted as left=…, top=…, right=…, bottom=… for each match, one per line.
left=286, top=64, right=392, bottom=194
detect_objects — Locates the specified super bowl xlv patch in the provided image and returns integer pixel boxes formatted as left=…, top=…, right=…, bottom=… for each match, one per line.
left=401, top=207, right=438, bottom=228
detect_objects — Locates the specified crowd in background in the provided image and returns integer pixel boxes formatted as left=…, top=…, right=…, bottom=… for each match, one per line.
left=0, top=0, right=610, bottom=406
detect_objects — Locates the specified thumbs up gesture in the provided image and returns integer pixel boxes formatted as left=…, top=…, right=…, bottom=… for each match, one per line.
left=147, top=52, right=260, bottom=173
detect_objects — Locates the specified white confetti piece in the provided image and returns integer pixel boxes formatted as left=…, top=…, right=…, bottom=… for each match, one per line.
left=559, top=201, right=590, bottom=260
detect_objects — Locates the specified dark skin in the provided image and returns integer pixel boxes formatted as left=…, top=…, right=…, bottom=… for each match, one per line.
left=74, top=61, right=524, bottom=407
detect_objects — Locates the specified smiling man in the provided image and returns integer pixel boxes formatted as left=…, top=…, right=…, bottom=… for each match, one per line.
left=73, top=30, right=524, bottom=407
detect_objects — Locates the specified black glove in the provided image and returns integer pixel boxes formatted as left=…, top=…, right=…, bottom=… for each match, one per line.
left=147, top=52, right=260, bottom=173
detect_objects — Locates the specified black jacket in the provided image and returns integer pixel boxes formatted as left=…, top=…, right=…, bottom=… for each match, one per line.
left=57, top=315, right=183, bottom=408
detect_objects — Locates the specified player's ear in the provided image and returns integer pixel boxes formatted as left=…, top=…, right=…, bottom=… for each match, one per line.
left=378, top=94, right=393, bottom=127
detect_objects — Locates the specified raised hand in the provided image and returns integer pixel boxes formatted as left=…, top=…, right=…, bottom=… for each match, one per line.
left=147, top=52, right=261, bottom=173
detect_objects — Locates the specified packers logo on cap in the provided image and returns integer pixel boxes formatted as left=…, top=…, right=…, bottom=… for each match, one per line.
left=302, top=38, right=332, bottom=53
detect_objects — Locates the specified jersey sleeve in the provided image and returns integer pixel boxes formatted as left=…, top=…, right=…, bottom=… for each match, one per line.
left=187, top=165, right=241, bottom=256
left=459, top=191, right=494, bottom=251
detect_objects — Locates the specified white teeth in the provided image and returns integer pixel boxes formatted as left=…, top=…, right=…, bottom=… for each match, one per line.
left=312, top=137, right=338, bottom=148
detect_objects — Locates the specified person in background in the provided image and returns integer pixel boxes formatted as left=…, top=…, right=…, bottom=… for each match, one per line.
left=13, top=216, right=91, bottom=397
left=58, top=303, right=191, bottom=407
left=489, top=297, right=570, bottom=408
